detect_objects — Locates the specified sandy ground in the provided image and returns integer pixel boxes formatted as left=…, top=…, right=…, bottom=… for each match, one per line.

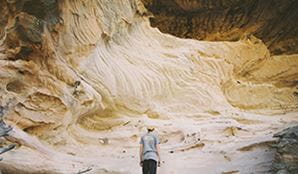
left=2, top=110, right=297, bottom=174
left=93, top=112, right=298, bottom=174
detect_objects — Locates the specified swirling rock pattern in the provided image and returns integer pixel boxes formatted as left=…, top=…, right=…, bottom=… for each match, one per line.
left=0, top=0, right=297, bottom=173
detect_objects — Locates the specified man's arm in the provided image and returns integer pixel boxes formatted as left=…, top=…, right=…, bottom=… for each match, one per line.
left=156, top=144, right=161, bottom=164
left=155, top=135, right=161, bottom=162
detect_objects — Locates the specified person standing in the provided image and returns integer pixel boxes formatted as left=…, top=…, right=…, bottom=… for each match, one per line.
left=139, top=126, right=161, bottom=174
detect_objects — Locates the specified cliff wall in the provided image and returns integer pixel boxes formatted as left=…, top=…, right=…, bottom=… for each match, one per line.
left=0, top=0, right=297, bottom=173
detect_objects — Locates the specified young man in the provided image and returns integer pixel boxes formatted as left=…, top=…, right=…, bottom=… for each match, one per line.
left=139, top=126, right=161, bottom=174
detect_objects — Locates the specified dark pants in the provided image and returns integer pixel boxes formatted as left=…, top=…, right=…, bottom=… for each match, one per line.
left=142, top=159, right=157, bottom=174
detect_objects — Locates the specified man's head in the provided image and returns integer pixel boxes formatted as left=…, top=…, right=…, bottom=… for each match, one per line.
left=147, top=126, right=155, bottom=132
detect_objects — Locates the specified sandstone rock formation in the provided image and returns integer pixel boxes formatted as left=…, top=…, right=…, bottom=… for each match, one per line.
left=0, top=102, right=16, bottom=161
left=141, top=0, right=298, bottom=55
left=0, top=0, right=297, bottom=173
left=272, top=126, right=298, bottom=174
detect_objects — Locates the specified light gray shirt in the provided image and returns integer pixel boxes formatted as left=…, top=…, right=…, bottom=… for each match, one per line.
left=140, top=132, right=160, bottom=162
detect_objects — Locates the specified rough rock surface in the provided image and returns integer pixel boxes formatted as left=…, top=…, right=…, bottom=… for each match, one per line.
left=141, top=0, right=298, bottom=55
left=0, top=0, right=297, bottom=173
left=272, top=126, right=298, bottom=174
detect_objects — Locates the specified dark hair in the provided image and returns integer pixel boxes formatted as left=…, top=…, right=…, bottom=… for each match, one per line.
left=147, top=128, right=154, bottom=132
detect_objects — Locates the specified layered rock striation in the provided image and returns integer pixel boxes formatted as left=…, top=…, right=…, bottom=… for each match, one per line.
left=0, top=0, right=297, bottom=173
left=141, top=0, right=298, bottom=55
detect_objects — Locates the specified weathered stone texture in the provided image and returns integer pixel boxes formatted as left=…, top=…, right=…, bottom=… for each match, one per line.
left=142, top=0, right=298, bottom=55
left=0, top=0, right=297, bottom=173
left=273, top=126, right=298, bottom=174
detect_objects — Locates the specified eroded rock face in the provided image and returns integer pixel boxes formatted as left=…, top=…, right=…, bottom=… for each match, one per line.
left=273, top=126, right=298, bottom=174
left=0, top=0, right=297, bottom=173
left=141, top=0, right=298, bottom=55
